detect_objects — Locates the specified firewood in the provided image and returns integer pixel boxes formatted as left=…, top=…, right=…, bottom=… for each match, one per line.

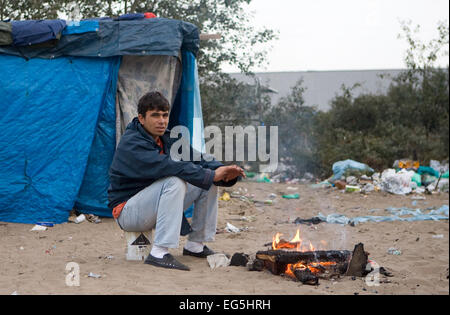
left=293, top=268, right=319, bottom=285
left=247, top=258, right=265, bottom=271
left=255, top=243, right=370, bottom=280
left=230, top=253, right=249, bottom=267
left=345, top=243, right=369, bottom=277
left=256, top=249, right=353, bottom=265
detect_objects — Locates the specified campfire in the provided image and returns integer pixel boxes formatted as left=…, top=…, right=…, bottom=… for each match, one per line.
left=251, top=229, right=370, bottom=285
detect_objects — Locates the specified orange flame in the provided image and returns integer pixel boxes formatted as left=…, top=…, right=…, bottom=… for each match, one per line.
left=273, top=229, right=322, bottom=252
left=272, top=232, right=282, bottom=250
left=272, top=229, right=304, bottom=250
left=285, top=261, right=337, bottom=278
left=291, top=229, right=302, bottom=251
left=271, top=229, right=338, bottom=279
left=290, top=229, right=302, bottom=243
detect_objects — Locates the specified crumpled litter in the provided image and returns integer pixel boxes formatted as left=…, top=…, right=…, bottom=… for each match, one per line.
left=88, top=272, right=101, bottom=278
left=219, top=192, right=231, bottom=201
left=30, top=225, right=47, bottom=231
left=362, top=183, right=375, bottom=193
left=430, top=160, right=449, bottom=174
left=282, top=193, right=299, bottom=199
left=427, top=178, right=449, bottom=193
left=225, top=222, right=241, bottom=233
left=310, top=180, right=332, bottom=189
left=317, top=205, right=449, bottom=226
left=346, top=176, right=358, bottom=185
left=86, top=214, right=102, bottom=224
left=207, top=253, right=230, bottom=269
left=387, top=247, right=402, bottom=255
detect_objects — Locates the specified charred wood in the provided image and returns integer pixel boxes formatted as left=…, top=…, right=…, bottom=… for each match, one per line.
left=293, top=268, right=319, bottom=285
left=256, top=249, right=353, bottom=265
left=345, top=243, right=369, bottom=277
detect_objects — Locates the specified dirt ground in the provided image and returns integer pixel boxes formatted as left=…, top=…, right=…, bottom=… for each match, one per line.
left=0, top=181, right=448, bottom=295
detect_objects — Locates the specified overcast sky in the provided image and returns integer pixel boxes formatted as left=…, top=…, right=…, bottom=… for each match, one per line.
left=222, top=0, right=449, bottom=73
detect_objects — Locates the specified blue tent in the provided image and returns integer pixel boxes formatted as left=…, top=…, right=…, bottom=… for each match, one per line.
left=0, top=17, right=204, bottom=224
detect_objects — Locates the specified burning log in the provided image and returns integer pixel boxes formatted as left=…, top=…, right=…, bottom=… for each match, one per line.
left=256, top=249, right=353, bottom=264
left=256, top=250, right=351, bottom=277
left=256, top=250, right=352, bottom=274
left=255, top=243, right=369, bottom=283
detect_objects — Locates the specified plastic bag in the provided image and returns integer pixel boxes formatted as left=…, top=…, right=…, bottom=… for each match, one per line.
left=430, top=160, right=449, bottom=174
left=381, top=169, right=415, bottom=195
left=330, top=160, right=374, bottom=182
left=417, top=166, right=440, bottom=178
left=411, top=172, right=422, bottom=187
left=318, top=205, right=448, bottom=226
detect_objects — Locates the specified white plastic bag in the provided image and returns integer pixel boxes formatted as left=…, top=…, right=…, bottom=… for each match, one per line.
left=381, top=169, right=415, bottom=195
left=207, top=254, right=231, bottom=269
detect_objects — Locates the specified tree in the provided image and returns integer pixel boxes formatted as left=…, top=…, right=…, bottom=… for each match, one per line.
left=201, top=73, right=271, bottom=127
left=398, top=20, right=449, bottom=74
left=1, top=1, right=61, bottom=20
left=396, top=20, right=449, bottom=153
left=264, top=79, right=320, bottom=177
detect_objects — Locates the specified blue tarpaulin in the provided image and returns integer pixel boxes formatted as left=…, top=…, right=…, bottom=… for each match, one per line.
left=11, top=19, right=67, bottom=46
left=73, top=57, right=121, bottom=218
left=169, top=50, right=205, bottom=153
left=62, top=20, right=99, bottom=35
left=0, top=18, right=199, bottom=59
left=0, top=55, right=121, bottom=223
left=0, top=18, right=203, bottom=224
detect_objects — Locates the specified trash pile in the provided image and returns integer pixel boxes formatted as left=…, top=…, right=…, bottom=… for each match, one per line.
left=245, top=164, right=316, bottom=185
left=316, top=159, right=449, bottom=195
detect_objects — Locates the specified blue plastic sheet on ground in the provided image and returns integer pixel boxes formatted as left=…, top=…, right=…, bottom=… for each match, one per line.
left=74, top=57, right=121, bottom=218
left=317, top=205, right=449, bottom=226
left=0, top=55, right=120, bottom=224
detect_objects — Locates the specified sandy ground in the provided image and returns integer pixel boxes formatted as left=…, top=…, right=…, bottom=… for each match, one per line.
left=0, top=181, right=448, bottom=295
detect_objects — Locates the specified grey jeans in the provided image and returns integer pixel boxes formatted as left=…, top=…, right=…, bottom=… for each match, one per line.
left=117, top=177, right=219, bottom=248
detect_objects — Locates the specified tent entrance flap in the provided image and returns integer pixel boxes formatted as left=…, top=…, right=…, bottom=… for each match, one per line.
left=116, top=55, right=181, bottom=142
left=169, top=50, right=205, bottom=153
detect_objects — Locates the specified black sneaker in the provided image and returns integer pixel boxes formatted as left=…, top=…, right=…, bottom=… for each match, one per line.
left=144, top=253, right=190, bottom=271
left=183, top=245, right=215, bottom=258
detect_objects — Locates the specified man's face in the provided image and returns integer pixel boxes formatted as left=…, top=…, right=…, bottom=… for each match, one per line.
left=138, top=109, right=169, bottom=139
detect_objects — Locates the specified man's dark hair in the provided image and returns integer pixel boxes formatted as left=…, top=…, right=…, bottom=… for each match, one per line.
left=138, top=91, right=170, bottom=116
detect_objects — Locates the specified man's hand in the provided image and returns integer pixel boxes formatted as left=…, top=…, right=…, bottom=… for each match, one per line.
left=213, top=165, right=246, bottom=182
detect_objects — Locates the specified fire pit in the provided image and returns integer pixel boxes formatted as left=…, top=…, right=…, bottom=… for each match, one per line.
left=251, top=229, right=370, bottom=285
